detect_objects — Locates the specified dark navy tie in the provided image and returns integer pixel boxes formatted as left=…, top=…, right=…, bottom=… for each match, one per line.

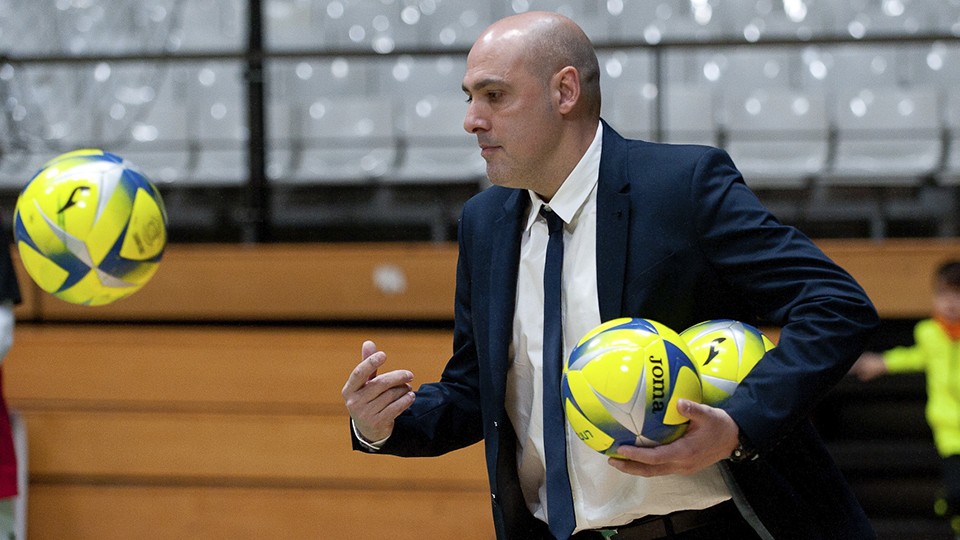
left=540, top=206, right=575, bottom=539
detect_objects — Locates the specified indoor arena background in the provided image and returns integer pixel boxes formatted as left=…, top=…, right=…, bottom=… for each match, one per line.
left=1, top=1, right=959, bottom=538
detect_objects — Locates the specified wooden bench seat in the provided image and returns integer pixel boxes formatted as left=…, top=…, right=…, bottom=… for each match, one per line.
left=28, top=484, right=493, bottom=540
left=4, top=325, right=493, bottom=539
left=5, top=326, right=453, bottom=409
left=10, top=239, right=960, bottom=323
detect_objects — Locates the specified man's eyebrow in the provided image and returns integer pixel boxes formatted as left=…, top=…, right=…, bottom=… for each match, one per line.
left=462, top=77, right=506, bottom=93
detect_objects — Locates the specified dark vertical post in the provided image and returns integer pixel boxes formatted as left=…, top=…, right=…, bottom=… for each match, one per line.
left=244, top=0, right=269, bottom=242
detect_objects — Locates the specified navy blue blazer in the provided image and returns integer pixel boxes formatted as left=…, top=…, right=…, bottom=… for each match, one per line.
left=355, top=123, right=880, bottom=539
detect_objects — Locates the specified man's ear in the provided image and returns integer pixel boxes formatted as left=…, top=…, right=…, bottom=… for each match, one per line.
left=555, top=66, right=581, bottom=114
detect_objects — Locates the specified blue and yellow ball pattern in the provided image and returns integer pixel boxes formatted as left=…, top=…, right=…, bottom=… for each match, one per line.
left=13, top=149, right=167, bottom=306
left=562, top=317, right=703, bottom=456
left=680, top=319, right=775, bottom=406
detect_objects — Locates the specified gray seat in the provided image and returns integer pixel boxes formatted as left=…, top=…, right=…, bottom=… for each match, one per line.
left=599, top=50, right=656, bottom=140
left=0, top=65, right=100, bottom=190
left=416, top=0, right=492, bottom=48
left=171, top=0, right=246, bottom=52
left=289, top=98, right=396, bottom=184
left=389, top=96, right=485, bottom=184
left=613, top=0, right=724, bottom=44
left=937, top=90, right=960, bottom=186
left=722, top=89, right=828, bottom=189
left=319, top=0, right=418, bottom=52
left=101, top=67, right=193, bottom=185
left=661, top=85, right=716, bottom=146
left=189, top=62, right=248, bottom=187
left=824, top=86, right=941, bottom=186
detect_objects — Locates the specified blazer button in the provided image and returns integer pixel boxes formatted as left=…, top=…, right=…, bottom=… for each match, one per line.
left=493, top=421, right=499, bottom=429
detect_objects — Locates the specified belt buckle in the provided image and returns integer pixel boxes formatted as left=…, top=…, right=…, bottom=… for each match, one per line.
left=594, top=529, right=619, bottom=539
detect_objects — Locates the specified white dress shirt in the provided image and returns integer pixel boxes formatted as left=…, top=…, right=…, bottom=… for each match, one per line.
left=505, top=122, right=731, bottom=533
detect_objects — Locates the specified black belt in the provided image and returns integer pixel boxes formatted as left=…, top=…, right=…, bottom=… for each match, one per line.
left=570, top=500, right=740, bottom=540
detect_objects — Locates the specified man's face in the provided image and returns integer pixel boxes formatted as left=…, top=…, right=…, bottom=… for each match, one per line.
left=461, top=32, right=562, bottom=191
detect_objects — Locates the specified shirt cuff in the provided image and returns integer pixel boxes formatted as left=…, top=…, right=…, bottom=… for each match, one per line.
left=352, top=419, right=390, bottom=451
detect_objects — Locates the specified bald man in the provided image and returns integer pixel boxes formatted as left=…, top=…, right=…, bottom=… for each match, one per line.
left=343, top=12, right=878, bottom=540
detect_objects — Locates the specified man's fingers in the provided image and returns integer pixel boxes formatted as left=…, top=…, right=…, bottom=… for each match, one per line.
left=609, top=443, right=699, bottom=477
left=342, top=341, right=420, bottom=442
left=608, top=455, right=659, bottom=477
left=676, top=399, right=707, bottom=419
left=365, top=379, right=414, bottom=413
left=361, top=340, right=378, bottom=364
left=360, top=340, right=383, bottom=382
left=377, top=388, right=417, bottom=420
left=365, top=369, right=414, bottom=396
left=613, top=444, right=674, bottom=468
left=344, top=367, right=412, bottom=407
left=606, top=401, right=739, bottom=477
left=342, top=346, right=387, bottom=396
left=348, top=375, right=416, bottom=443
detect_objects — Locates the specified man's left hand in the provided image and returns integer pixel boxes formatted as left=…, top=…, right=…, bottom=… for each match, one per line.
left=608, top=399, right=739, bottom=477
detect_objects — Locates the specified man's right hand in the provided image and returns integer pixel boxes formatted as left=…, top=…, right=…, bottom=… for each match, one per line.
left=341, top=340, right=416, bottom=443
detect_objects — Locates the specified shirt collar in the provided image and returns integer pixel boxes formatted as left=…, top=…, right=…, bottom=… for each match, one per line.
left=525, top=120, right=603, bottom=232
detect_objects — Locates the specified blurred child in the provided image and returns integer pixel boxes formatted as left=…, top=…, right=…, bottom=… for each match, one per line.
left=851, top=259, right=960, bottom=537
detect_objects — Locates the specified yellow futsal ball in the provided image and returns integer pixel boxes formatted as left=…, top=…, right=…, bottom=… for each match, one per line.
left=13, top=149, right=167, bottom=306
left=561, top=318, right=702, bottom=456
left=680, top=319, right=775, bottom=406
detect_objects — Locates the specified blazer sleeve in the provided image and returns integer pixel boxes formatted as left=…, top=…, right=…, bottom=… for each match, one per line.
left=354, top=211, right=485, bottom=457
left=688, top=147, right=880, bottom=452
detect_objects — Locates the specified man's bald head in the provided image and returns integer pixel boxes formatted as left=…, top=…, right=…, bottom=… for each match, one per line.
left=472, top=11, right=601, bottom=118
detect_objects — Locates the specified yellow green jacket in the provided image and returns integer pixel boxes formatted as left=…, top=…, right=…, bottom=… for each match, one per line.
left=884, top=318, right=960, bottom=457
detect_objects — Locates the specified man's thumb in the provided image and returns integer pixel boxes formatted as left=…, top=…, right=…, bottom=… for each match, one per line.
left=677, top=398, right=710, bottom=419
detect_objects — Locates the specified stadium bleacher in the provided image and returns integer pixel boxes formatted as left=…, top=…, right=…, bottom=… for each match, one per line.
left=0, top=1, right=959, bottom=240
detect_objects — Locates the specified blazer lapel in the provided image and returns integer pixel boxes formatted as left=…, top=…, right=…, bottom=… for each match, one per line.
left=596, top=124, right=631, bottom=322
left=487, top=189, right=527, bottom=399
